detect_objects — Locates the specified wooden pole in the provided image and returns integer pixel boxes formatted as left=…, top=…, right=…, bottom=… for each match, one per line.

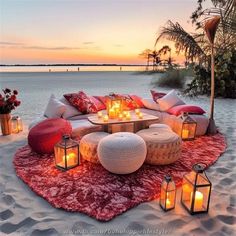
left=207, top=44, right=217, bottom=134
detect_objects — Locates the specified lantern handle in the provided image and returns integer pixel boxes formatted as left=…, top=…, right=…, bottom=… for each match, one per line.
left=192, top=163, right=207, bottom=172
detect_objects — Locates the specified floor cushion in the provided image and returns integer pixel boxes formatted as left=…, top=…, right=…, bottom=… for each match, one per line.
left=137, top=128, right=182, bottom=165
left=28, top=118, right=72, bottom=154
left=97, top=132, right=147, bottom=174
left=80, top=132, right=110, bottom=163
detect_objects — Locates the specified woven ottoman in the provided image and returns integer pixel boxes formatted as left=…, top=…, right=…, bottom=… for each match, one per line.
left=137, top=128, right=181, bottom=165
left=28, top=118, right=72, bottom=154
left=80, top=132, right=109, bottom=163
left=97, top=132, right=147, bottom=174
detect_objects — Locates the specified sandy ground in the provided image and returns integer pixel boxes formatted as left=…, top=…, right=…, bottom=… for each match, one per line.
left=0, top=73, right=235, bottom=236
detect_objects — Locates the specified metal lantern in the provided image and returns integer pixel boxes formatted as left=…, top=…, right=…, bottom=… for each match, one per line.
left=106, top=93, right=123, bottom=119
left=181, top=163, right=212, bottom=214
left=160, top=175, right=176, bottom=211
left=180, top=112, right=197, bottom=140
left=11, top=116, right=23, bottom=133
left=54, top=135, right=80, bottom=171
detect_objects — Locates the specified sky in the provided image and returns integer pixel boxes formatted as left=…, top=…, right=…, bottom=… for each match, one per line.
left=0, top=0, right=212, bottom=65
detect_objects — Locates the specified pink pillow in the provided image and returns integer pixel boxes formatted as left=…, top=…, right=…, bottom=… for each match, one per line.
left=130, top=95, right=145, bottom=108
left=64, top=91, right=98, bottom=114
left=167, top=105, right=205, bottom=116
left=150, top=90, right=166, bottom=102
left=90, top=96, right=106, bottom=111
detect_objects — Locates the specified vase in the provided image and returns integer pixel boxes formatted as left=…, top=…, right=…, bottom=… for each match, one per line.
left=0, top=113, right=12, bottom=135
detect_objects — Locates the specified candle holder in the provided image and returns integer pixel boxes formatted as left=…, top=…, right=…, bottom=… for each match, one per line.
left=106, top=93, right=123, bottom=118
left=54, top=135, right=80, bottom=171
left=11, top=116, right=23, bottom=133
left=160, top=175, right=176, bottom=211
left=181, top=163, right=212, bottom=214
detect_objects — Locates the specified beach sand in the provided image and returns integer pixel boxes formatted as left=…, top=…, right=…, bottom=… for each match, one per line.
left=0, top=72, right=235, bottom=235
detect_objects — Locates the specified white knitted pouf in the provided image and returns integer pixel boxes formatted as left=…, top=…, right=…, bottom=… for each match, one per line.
left=80, top=132, right=109, bottom=163
left=137, top=128, right=182, bottom=165
left=97, top=132, right=147, bottom=174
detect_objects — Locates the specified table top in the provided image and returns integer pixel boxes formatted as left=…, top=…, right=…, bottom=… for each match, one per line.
left=88, top=111, right=159, bottom=125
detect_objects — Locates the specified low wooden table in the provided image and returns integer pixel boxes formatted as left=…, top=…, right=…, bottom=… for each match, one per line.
left=88, top=111, right=159, bottom=133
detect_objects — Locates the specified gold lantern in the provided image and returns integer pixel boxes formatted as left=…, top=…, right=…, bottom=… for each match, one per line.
left=180, top=112, right=197, bottom=140
left=11, top=116, right=23, bottom=133
left=160, top=175, right=176, bottom=211
left=181, top=163, right=212, bottom=214
left=106, top=93, right=123, bottom=119
left=54, top=135, right=80, bottom=171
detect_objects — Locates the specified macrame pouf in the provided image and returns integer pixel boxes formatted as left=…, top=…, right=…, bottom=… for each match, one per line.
left=137, top=127, right=182, bottom=165
left=98, top=132, right=147, bottom=174
left=80, top=132, right=110, bottom=163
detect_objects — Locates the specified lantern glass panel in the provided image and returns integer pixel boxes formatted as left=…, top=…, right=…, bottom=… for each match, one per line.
left=181, top=164, right=212, bottom=214
left=193, top=186, right=211, bottom=212
left=181, top=115, right=197, bottom=140
left=160, top=176, right=176, bottom=211
left=106, top=95, right=123, bottom=118
left=54, top=137, right=79, bottom=170
left=11, top=116, right=23, bottom=133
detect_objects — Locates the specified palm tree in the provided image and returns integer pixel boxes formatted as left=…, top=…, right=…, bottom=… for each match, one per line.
left=155, top=0, right=236, bottom=134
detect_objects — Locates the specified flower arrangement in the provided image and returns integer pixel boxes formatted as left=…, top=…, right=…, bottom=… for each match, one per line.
left=0, top=88, right=21, bottom=114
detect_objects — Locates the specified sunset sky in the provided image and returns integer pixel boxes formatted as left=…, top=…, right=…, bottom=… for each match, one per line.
left=0, top=0, right=212, bottom=64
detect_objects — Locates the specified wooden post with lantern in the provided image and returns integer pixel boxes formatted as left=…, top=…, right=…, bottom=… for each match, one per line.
left=181, top=163, right=212, bottom=214
left=180, top=112, right=197, bottom=141
left=160, top=175, right=176, bottom=211
left=54, top=135, right=80, bottom=171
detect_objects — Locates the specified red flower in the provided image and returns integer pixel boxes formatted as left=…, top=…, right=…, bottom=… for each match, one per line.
left=5, top=88, right=11, bottom=93
left=0, top=88, right=20, bottom=114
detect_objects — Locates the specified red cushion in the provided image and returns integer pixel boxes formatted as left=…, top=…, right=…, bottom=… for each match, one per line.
left=28, top=118, right=72, bottom=154
left=64, top=91, right=98, bottom=114
left=130, top=95, right=144, bottom=108
left=113, top=94, right=138, bottom=110
left=150, top=90, right=166, bottom=102
left=90, top=96, right=106, bottom=111
left=167, top=105, right=206, bottom=116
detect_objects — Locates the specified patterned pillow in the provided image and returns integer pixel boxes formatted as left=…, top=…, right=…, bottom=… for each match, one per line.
left=90, top=96, right=106, bottom=111
left=114, top=94, right=139, bottom=110
left=64, top=91, right=98, bottom=114
left=150, top=90, right=166, bottom=102
left=93, top=96, right=107, bottom=107
left=130, top=95, right=145, bottom=108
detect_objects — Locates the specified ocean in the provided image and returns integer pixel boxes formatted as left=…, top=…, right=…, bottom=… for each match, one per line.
left=0, top=71, right=159, bottom=124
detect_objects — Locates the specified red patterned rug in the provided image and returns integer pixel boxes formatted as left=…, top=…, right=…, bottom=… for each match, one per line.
left=13, top=133, right=226, bottom=221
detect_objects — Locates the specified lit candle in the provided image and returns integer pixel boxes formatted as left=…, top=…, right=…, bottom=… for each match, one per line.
left=166, top=192, right=171, bottom=208
left=103, top=115, right=109, bottom=122
left=182, top=129, right=189, bottom=139
left=118, top=113, right=123, bottom=121
left=97, top=111, right=103, bottom=118
left=194, top=191, right=203, bottom=210
left=138, top=112, right=143, bottom=119
left=59, top=152, right=77, bottom=167
left=123, top=111, right=127, bottom=117
left=109, top=109, right=116, bottom=119
left=126, top=113, right=131, bottom=120
left=135, top=109, right=140, bottom=115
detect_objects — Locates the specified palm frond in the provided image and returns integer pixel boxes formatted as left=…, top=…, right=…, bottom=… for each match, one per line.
left=155, top=20, right=206, bottom=62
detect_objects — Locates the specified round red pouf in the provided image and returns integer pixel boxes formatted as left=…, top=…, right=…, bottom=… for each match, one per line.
left=28, top=118, right=72, bottom=154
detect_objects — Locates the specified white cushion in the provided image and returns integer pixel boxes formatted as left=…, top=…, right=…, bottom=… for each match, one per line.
left=44, top=94, right=66, bottom=118
left=157, top=90, right=185, bottom=111
left=141, top=98, right=160, bottom=111
left=60, top=97, right=82, bottom=119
